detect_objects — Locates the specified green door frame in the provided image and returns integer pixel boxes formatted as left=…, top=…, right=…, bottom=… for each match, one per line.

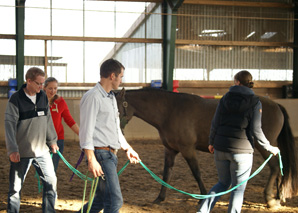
left=16, top=0, right=25, bottom=90
left=293, top=1, right=298, bottom=98
left=162, top=0, right=184, bottom=91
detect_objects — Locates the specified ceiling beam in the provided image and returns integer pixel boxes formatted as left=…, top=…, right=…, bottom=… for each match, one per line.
left=183, top=0, right=293, bottom=8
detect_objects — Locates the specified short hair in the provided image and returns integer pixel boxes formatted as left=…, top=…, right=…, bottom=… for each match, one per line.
left=44, top=77, right=58, bottom=88
left=234, top=70, right=254, bottom=88
left=25, top=67, right=45, bottom=81
left=100, top=59, right=125, bottom=78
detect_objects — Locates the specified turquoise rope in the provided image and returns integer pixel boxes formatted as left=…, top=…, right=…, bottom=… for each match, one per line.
left=36, top=150, right=283, bottom=200
left=34, top=171, right=43, bottom=193
left=87, top=177, right=99, bottom=212
left=278, top=152, right=284, bottom=176
left=56, top=150, right=93, bottom=182
left=35, top=153, right=54, bottom=193
left=137, top=152, right=283, bottom=199
left=118, top=160, right=130, bottom=176
left=81, top=171, right=89, bottom=213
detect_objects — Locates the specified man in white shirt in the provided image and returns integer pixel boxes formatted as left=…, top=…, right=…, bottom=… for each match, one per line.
left=79, top=59, right=140, bottom=213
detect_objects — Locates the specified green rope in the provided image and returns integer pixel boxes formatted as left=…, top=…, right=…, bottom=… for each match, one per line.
left=56, top=150, right=93, bottom=182
left=34, top=171, right=43, bottom=193
left=87, top=177, right=99, bottom=212
left=35, top=150, right=284, bottom=202
left=118, top=160, right=130, bottom=176
left=56, top=150, right=120, bottom=213
left=35, top=153, right=53, bottom=193
left=81, top=171, right=89, bottom=213
left=138, top=153, right=283, bottom=199
left=278, top=152, right=284, bottom=176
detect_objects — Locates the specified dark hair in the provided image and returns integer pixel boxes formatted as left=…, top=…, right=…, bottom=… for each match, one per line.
left=44, top=77, right=59, bottom=105
left=234, top=70, right=254, bottom=88
left=100, top=58, right=125, bottom=78
left=25, top=67, right=45, bottom=80
left=44, top=77, right=58, bottom=88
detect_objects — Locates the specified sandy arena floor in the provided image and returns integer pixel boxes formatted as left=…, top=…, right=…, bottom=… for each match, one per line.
left=0, top=139, right=298, bottom=212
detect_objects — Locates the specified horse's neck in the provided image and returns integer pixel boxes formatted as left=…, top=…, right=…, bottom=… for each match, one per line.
left=128, top=92, right=168, bottom=129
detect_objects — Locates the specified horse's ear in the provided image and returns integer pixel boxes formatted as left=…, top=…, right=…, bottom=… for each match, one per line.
left=118, top=87, right=126, bottom=98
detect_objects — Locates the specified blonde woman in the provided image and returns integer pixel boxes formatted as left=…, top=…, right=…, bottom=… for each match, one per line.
left=44, top=77, right=79, bottom=172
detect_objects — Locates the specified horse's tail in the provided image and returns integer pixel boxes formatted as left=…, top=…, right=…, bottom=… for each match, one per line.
left=277, top=104, right=298, bottom=200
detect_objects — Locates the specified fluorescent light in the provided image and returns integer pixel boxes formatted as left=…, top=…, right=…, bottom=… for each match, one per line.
left=245, top=31, right=255, bottom=39
left=261, top=32, right=277, bottom=39
left=199, top=29, right=227, bottom=38
left=201, top=29, right=224, bottom=33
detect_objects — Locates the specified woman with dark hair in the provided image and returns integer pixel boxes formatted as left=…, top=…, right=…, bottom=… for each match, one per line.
left=44, top=77, right=79, bottom=172
left=197, top=70, right=280, bottom=213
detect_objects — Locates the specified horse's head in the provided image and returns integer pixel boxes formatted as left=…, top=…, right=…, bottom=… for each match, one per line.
left=116, top=88, right=134, bottom=129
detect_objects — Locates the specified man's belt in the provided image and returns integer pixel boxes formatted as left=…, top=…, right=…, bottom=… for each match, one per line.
left=94, top=147, right=117, bottom=155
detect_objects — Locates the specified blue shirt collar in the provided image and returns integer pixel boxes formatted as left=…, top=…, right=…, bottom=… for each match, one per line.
left=96, top=82, right=114, bottom=98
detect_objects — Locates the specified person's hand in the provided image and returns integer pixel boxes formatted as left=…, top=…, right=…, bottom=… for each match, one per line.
left=271, top=146, right=280, bottom=156
left=50, top=144, right=59, bottom=153
left=125, top=147, right=140, bottom=164
left=9, top=152, right=20, bottom=163
left=88, top=158, right=104, bottom=178
left=208, top=145, right=214, bottom=154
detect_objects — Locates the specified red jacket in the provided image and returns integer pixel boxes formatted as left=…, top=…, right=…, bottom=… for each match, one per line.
left=50, top=97, right=76, bottom=140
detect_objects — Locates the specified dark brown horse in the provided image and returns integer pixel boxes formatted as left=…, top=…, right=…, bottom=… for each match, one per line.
left=116, top=88, right=298, bottom=208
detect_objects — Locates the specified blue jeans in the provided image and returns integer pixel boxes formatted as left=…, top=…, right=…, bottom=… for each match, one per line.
left=198, top=150, right=253, bottom=213
left=79, top=149, right=123, bottom=213
left=7, top=151, right=57, bottom=213
left=52, top=139, right=64, bottom=173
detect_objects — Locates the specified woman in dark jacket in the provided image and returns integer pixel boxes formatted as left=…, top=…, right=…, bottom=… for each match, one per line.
left=197, top=70, right=280, bottom=213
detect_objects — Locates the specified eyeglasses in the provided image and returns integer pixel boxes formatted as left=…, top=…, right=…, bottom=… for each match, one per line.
left=33, top=80, right=44, bottom=87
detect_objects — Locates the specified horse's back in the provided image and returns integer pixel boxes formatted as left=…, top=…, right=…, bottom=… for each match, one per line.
left=170, top=93, right=218, bottom=127
left=161, top=92, right=283, bottom=144
left=181, top=94, right=284, bottom=148
left=166, top=93, right=219, bottom=150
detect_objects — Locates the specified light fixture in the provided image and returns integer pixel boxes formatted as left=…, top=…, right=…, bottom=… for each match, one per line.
left=245, top=31, right=255, bottom=39
left=261, top=32, right=277, bottom=39
left=198, top=29, right=227, bottom=38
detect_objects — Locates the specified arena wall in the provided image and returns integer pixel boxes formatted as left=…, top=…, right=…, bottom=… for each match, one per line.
left=0, top=97, right=297, bottom=144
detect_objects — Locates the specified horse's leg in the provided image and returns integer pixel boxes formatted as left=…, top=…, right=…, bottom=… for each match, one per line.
left=275, top=177, right=281, bottom=203
left=264, top=164, right=281, bottom=208
left=181, top=150, right=207, bottom=196
left=264, top=159, right=281, bottom=208
left=153, top=147, right=178, bottom=204
left=256, top=144, right=281, bottom=208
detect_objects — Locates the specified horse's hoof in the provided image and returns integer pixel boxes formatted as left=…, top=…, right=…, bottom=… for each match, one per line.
left=267, top=199, right=281, bottom=209
left=153, top=197, right=164, bottom=204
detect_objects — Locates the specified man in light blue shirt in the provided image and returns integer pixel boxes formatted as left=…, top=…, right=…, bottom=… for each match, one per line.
left=78, top=59, right=140, bottom=213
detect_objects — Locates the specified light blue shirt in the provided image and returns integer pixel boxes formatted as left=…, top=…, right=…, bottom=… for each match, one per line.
left=79, top=83, right=130, bottom=151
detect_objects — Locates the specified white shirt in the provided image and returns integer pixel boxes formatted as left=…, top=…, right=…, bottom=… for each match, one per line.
left=79, top=82, right=130, bottom=151
left=25, top=92, right=36, bottom=104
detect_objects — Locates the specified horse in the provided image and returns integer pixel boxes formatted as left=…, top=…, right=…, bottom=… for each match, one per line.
left=115, top=87, right=298, bottom=208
